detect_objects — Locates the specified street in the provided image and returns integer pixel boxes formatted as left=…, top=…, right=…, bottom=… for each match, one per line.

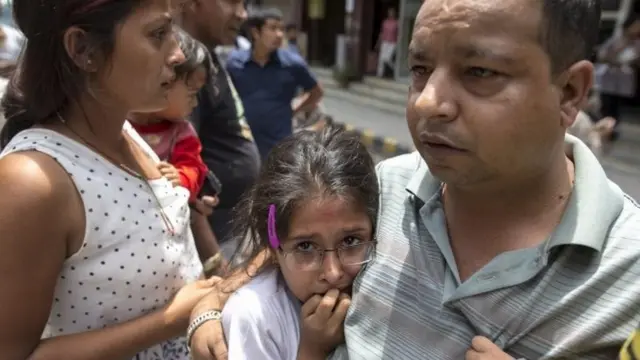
left=322, top=95, right=640, bottom=201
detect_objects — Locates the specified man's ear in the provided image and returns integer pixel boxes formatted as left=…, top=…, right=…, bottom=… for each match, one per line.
left=63, top=26, right=99, bottom=72
left=557, top=60, right=593, bottom=129
left=250, top=26, right=260, bottom=41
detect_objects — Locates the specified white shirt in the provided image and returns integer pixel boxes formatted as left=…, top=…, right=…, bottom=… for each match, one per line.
left=236, top=36, right=251, bottom=50
left=0, top=24, right=25, bottom=61
left=222, top=269, right=302, bottom=360
left=0, top=122, right=203, bottom=359
left=0, top=76, right=8, bottom=129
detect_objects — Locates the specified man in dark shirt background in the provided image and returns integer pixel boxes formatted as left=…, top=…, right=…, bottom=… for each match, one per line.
left=179, top=0, right=260, bottom=258
left=226, top=8, right=323, bottom=159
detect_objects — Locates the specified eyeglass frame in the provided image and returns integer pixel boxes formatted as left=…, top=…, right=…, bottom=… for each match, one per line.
left=276, top=240, right=377, bottom=271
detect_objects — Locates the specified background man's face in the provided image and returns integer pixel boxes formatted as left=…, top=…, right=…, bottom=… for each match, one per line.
left=184, top=0, right=247, bottom=46
left=253, top=18, right=284, bottom=52
left=405, top=0, right=591, bottom=188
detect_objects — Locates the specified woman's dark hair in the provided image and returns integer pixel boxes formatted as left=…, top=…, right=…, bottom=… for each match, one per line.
left=0, top=0, right=144, bottom=147
left=227, top=126, right=379, bottom=274
left=173, top=26, right=216, bottom=82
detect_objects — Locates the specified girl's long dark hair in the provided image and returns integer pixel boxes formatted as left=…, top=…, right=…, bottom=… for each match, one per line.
left=227, top=126, right=379, bottom=275
left=0, top=0, right=144, bottom=148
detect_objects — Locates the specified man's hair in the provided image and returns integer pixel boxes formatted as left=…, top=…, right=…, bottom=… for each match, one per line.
left=540, top=0, right=601, bottom=73
left=246, top=7, right=283, bottom=32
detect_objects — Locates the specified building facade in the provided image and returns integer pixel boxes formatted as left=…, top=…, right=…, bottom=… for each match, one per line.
left=261, top=0, right=636, bottom=83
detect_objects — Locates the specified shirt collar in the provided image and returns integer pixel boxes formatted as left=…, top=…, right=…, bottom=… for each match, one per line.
left=240, top=48, right=282, bottom=65
left=405, top=134, right=625, bottom=252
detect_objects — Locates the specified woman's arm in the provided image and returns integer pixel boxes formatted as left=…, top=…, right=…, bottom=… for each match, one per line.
left=0, top=153, right=187, bottom=360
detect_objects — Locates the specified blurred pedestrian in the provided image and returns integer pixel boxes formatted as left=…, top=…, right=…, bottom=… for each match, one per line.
left=375, top=7, right=398, bottom=78
left=284, top=23, right=300, bottom=54
left=595, top=14, right=640, bottom=139
left=0, top=23, right=25, bottom=62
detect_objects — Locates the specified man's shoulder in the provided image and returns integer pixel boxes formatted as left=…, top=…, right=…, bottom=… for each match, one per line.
left=277, top=48, right=307, bottom=67
left=608, top=191, right=640, bottom=244
left=226, top=49, right=250, bottom=68
left=376, top=151, right=423, bottom=187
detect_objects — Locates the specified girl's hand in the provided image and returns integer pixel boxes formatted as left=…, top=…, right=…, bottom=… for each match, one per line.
left=298, top=289, right=351, bottom=357
left=163, top=277, right=221, bottom=335
left=157, top=162, right=181, bottom=187
left=465, top=336, right=515, bottom=360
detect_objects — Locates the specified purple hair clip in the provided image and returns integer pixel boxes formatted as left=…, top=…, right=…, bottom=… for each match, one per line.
left=267, top=204, right=281, bottom=249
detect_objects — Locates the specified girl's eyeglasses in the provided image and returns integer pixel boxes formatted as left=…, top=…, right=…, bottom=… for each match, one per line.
left=278, top=241, right=376, bottom=272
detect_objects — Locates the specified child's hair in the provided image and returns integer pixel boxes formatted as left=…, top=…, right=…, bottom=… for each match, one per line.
left=228, top=126, right=379, bottom=273
left=173, top=26, right=216, bottom=82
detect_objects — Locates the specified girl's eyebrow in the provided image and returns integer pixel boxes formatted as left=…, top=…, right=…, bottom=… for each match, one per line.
left=288, top=234, right=316, bottom=241
left=288, top=226, right=369, bottom=240
left=341, top=226, right=369, bottom=234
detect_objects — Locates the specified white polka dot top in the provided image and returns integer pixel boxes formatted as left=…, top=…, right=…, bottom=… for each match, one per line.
left=0, top=122, right=203, bottom=359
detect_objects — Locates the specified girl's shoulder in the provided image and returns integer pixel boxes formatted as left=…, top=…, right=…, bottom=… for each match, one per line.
left=221, top=269, right=302, bottom=359
left=223, top=269, right=295, bottom=318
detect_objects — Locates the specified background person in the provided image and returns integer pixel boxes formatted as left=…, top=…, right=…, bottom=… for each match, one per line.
left=178, top=0, right=261, bottom=259
left=226, top=8, right=323, bottom=159
left=0, top=0, right=215, bottom=358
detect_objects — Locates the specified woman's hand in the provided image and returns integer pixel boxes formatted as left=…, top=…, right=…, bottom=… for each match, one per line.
left=157, top=162, right=181, bottom=187
left=163, top=277, right=221, bottom=335
left=187, top=283, right=231, bottom=360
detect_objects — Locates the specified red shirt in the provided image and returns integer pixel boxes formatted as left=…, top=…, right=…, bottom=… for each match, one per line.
left=380, top=18, right=398, bottom=43
left=132, top=120, right=207, bottom=202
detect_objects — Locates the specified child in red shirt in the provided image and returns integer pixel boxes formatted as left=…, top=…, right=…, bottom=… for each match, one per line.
left=133, top=117, right=206, bottom=202
left=130, top=28, right=225, bottom=275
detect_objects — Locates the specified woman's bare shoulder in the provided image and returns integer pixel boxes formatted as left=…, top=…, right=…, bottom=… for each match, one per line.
left=0, top=151, right=79, bottom=235
left=0, top=150, right=76, bottom=202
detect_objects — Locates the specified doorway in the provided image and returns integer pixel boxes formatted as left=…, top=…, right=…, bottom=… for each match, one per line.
left=368, top=0, right=400, bottom=76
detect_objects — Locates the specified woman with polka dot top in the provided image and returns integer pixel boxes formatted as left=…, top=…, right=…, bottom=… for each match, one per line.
left=0, top=0, right=216, bottom=359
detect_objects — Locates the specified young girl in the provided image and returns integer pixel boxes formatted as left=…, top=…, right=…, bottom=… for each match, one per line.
left=130, top=28, right=225, bottom=275
left=220, top=127, right=379, bottom=359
